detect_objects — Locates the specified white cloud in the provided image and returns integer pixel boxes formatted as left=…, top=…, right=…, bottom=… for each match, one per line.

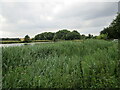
left=17, top=19, right=30, bottom=24
left=0, top=15, right=6, bottom=23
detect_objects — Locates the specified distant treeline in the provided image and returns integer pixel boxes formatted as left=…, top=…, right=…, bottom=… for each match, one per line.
left=33, top=30, right=96, bottom=41
left=0, top=38, right=21, bottom=41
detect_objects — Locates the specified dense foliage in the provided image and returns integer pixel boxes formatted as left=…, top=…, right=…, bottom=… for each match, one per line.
left=96, top=34, right=107, bottom=40
left=2, top=40, right=119, bottom=88
left=54, top=29, right=70, bottom=40
left=34, top=32, right=55, bottom=40
left=34, top=29, right=81, bottom=40
left=100, top=13, right=120, bottom=39
left=65, top=30, right=81, bottom=40
left=0, top=38, right=20, bottom=41
left=24, top=35, right=31, bottom=43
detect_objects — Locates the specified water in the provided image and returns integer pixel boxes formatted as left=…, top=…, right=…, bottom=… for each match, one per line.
left=0, top=42, right=51, bottom=47
left=0, top=43, right=31, bottom=47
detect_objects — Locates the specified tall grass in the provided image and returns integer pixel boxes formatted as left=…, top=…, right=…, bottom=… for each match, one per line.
left=2, top=39, right=119, bottom=88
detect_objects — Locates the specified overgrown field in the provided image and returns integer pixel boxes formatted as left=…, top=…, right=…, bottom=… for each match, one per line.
left=2, top=39, right=119, bottom=88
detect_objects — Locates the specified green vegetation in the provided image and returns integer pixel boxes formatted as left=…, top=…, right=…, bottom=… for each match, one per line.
left=24, top=35, right=31, bottom=43
left=0, top=38, right=21, bottom=44
left=100, top=13, right=120, bottom=39
left=0, top=38, right=20, bottom=41
left=34, top=32, right=55, bottom=40
left=96, top=34, right=108, bottom=40
left=1, top=7, right=120, bottom=89
left=32, top=40, right=52, bottom=42
left=34, top=29, right=81, bottom=41
left=0, top=41, right=22, bottom=44
left=65, top=30, right=81, bottom=40
left=2, top=39, right=119, bottom=88
left=0, top=40, right=52, bottom=44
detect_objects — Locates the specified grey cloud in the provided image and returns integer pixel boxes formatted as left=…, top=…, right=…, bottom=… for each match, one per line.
left=54, top=2, right=117, bottom=20
left=0, top=1, right=118, bottom=38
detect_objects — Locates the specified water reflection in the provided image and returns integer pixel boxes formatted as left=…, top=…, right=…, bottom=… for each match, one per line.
left=0, top=43, right=25, bottom=47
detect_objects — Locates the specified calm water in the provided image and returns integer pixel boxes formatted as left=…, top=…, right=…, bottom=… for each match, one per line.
left=0, top=42, right=51, bottom=47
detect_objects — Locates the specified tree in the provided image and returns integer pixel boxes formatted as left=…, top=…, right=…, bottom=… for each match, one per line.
left=100, top=13, right=120, bottom=39
left=66, top=30, right=81, bottom=40
left=34, top=29, right=81, bottom=41
left=86, top=34, right=93, bottom=39
left=81, top=34, right=86, bottom=39
left=96, top=34, right=108, bottom=40
left=34, top=32, right=55, bottom=40
left=54, top=29, right=70, bottom=40
left=24, top=35, right=30, bottom=43
left=72, top=30, right=81, bottom=39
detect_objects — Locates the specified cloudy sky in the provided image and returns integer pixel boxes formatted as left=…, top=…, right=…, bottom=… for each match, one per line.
left=0, top=0, right=119, bottom=38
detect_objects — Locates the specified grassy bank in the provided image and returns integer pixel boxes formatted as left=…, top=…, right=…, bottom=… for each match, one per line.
left=0, top=41, right=22, bottom=44
left=0, top=40, right=52, bottom=44
left=2, top=39, right=119, bottom=88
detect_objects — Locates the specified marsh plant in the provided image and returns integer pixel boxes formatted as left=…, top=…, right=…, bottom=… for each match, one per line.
left=2, top=39, right=119, bottom=88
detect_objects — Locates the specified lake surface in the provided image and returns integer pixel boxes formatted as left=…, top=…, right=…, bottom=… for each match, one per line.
left=0, top=42, right=51, bottom=47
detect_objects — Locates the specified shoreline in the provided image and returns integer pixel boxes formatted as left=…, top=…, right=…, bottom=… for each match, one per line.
left=0, top=40, right=52, bottom=44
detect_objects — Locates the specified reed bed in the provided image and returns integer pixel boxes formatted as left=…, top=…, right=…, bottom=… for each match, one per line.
left=2, top=39, right=119, bottom=88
